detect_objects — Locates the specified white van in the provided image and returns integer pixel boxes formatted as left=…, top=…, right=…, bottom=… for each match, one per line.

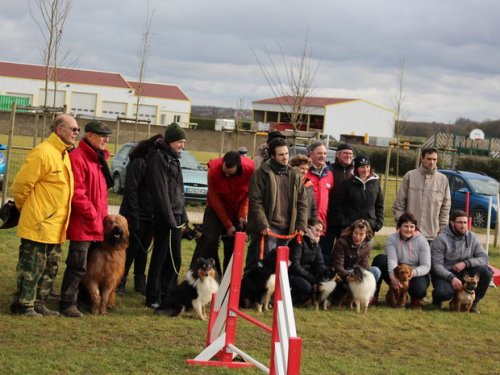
left=214, top=118, right=236, bottom=131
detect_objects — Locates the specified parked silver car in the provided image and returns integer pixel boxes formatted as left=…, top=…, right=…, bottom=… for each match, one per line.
left=111, top=142, right=208, bottom=202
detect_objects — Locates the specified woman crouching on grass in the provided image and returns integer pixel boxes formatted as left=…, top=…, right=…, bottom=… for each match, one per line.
left=331, top=219, right=381, bottom=305
left=372, top=212, right=431, bottom=308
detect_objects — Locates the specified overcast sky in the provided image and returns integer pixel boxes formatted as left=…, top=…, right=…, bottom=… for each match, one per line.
left=1, top=0, right=499, bottom=123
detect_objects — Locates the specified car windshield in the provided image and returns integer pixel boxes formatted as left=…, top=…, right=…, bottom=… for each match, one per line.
left=180, top=151, right=204, bottom=171
left=468, top=177, right=500, bottom=195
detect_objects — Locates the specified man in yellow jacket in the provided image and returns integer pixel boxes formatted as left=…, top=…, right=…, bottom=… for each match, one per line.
left=10, top=114, right=77, bottom=317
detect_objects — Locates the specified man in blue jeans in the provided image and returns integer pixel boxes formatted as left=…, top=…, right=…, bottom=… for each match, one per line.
left=431, top=210, right=492, bottom=314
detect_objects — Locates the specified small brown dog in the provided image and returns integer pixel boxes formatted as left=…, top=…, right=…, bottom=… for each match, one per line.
left=386, top=263, right=412, bottom=308
left=82, top=214, right=129, bottom=315
left=449, top=273, right=479, bottom=312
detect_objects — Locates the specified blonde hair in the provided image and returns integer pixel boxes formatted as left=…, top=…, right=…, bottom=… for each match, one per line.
left=341, top=219, right=374, bottom=241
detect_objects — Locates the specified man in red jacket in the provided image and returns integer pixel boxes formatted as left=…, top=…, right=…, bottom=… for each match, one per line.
left=59, top=121, right=113, bottom=318
left=190, top=151, right=254, bottom=276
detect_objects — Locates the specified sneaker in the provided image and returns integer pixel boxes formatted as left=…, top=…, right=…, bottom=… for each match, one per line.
left=145, top=301, right=160, bottom=309
left=10, top=304, right=43, bottom=317
left=470, top=303, right=480, bottom=314
left=60, top=305, right=84, bottom=318
left=116, top=284, right=126, bottom=296
left=35, top=304, right=61, bottom=317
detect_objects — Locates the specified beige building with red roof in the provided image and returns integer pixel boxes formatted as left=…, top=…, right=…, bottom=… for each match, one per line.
left=0, top=61, right=191, bottom=126
left=252, top=96, right=395, bottom=144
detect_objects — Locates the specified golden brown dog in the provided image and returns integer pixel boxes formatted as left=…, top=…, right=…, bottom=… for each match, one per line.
left=82, top=214, right=129, bottom=315
left=449, top=273, right=479, bottom=312
left=385, top=263, right=412, bottom=308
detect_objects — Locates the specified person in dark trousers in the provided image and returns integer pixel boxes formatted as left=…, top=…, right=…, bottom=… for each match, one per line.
left=60, top=121, right=113, bottom=318
left=336, top=155, right=384, bottom=233
left=117, top=134, right=162, bottom=295
left=146, top=123, right=189, bottom=314
left=189, top=151, right=254, bottom=277
left=430, top=210, right=492, bottom=314
left=288, top=219, right=328, bottom=306
left=323, top=143, right=354, bottom=264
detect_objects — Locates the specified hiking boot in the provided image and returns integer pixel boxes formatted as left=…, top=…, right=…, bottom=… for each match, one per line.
left=430, top=300, right=443, bottom=311
left=134, top=275, right=146, bottom=295
left=10, top=304, right=43, bottom=317
left=61, top=305, right=84, bottom=318
left=470, top=303, right=480, bottom=314
left=35, top=303, right=61, bottom=317
left=47, top=290, right=61, bottom=301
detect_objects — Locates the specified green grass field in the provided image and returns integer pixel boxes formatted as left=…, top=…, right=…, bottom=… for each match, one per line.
left=0, top=227, right=499, bottom=374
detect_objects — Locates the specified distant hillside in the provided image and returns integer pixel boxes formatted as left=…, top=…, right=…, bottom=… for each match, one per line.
left=400, top=118, right=500, bottom=139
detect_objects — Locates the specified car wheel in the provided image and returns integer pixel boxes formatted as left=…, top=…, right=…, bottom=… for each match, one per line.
left=113, top=174, right=122, bottom=194
left=472, top=208, right=487, bottom=228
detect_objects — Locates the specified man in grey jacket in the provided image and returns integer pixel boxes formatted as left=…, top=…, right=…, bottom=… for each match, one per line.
left=393, top=147, right=451, bottom=242
left=431, top=210, right=492, bottom=313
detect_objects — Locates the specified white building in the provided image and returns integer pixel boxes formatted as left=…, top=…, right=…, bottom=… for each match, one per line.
left=252, top=96, right=395, bottom=144
left=0, top=61, right=191, bottom=126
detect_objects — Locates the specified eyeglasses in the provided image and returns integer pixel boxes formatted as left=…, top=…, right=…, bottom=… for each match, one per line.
left=61, top=126, right=81, bottom=133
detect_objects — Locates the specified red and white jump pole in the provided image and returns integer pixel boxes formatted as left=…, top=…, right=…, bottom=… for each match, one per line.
left=187, top=232, right=302, bottom=374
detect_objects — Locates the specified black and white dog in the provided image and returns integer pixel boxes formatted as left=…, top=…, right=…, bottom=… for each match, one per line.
left=239, top=249, right=277, bottom=313
left=312, top=268, right=341, bottom=310
left=157, top=257, right=219, bottom=320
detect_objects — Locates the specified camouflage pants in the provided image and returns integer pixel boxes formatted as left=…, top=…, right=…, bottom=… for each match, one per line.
left=13, top=239, right=62, bottom=307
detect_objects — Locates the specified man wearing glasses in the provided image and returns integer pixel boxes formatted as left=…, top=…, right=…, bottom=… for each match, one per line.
left=60, top=121, right=113, bottom=318
left=10, top=114, right=77, bottom=316
left=323, top=143, right=355, bottom=264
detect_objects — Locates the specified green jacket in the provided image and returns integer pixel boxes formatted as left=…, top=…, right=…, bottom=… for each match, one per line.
left=12, top=133, right=74, bottom=244
left=247, top=159, right=307, bottom=235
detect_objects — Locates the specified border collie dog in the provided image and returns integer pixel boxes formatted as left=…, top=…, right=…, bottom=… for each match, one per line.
left=313, top=268, right=341, bottom=310
left=156, top=258, right=219, bottom=320
left=239, top=250, right=277, bottom=313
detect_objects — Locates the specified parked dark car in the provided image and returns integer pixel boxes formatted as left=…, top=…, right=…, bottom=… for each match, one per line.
left=111, top=142, right=208, bottom=202
left=439, top=169, right=499, bottom=227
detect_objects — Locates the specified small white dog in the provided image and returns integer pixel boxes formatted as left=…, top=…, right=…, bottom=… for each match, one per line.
left=346, top=266, right=376, bottom=314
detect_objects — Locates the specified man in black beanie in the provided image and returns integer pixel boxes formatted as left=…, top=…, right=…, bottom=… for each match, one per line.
left=146, top=123, right=189, bottom=313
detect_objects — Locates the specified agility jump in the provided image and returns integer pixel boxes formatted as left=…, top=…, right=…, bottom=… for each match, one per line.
left=187, top=232, right=302, bottom=374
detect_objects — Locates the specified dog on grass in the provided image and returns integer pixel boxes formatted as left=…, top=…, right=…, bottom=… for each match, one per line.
left=312, top=268, right=342, bottom=310
left=82, top=214, right=129, bottom=315
left=158, top=257, right=219, bottom=320
left=345, top=266, right=376, bottom=314
left=385, top=263, right=412, bottom=308
left=449, top=273, right=479, bottom=312
left=240, top=250, right=277, bottom=313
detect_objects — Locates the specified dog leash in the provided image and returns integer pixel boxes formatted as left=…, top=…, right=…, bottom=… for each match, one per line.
left=169, top=223, right=187, bottom=275
left=259, top=230, right=302, bottom=260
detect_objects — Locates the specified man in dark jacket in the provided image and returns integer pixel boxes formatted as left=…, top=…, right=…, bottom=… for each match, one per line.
left=245, top=138, right=308, bottom=272
left=60, top=121, right=113, bottom=318
left=148, top=123, right=189, bottom=314
left=190, top=151, right=254, bottom=276
left=323, top=143, right=354, bottom=264
left=431, top=210, right=492, bottom=313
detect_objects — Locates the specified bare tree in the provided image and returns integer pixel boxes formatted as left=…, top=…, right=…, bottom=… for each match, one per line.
left=250, top=34, right=319, bottom=132
left=392, top=56, right=411, bottom=182
left=133, top=4, right=154, bottom=141
left=30, top=0, right=73, bottom=109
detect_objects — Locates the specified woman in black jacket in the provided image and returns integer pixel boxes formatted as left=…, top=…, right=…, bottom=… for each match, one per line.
left=337, top=155, right=384, bottom=232
left=117, top=134, right=162, bottom=295
left=288, top=219, right=328, bottom=306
